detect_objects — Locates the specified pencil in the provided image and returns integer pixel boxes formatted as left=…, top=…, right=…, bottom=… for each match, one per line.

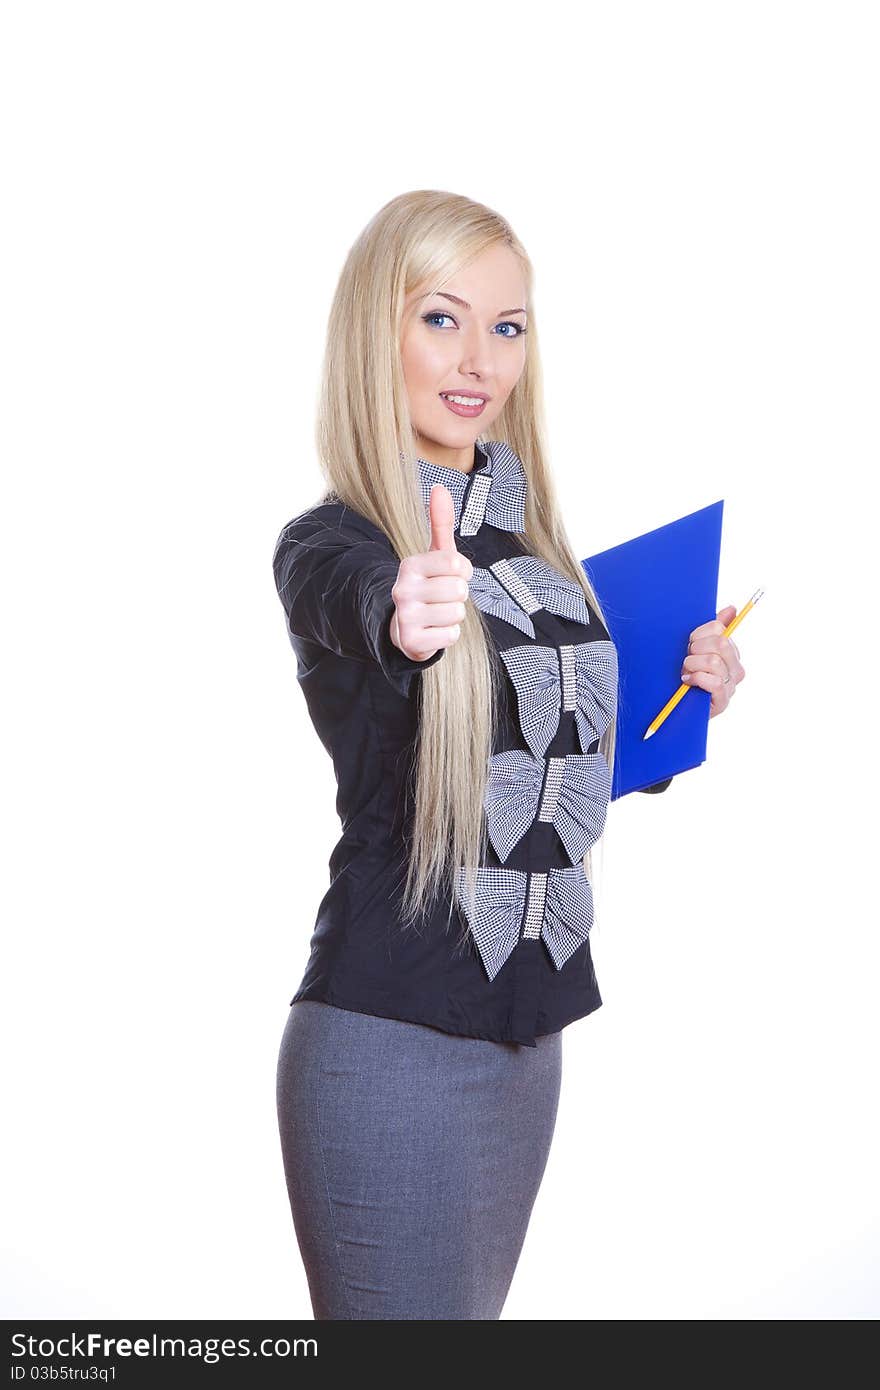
left=642, top=586, right=764, bottom=740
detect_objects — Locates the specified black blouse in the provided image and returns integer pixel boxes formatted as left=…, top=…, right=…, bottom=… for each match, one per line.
left=272, top=439, right=671, bottom=1047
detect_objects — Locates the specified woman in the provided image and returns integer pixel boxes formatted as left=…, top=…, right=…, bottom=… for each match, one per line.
left=272, top=190, right=745, bottom=1320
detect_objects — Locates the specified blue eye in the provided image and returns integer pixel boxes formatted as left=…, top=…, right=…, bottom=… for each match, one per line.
left=421, top=311, right=528, bottom=338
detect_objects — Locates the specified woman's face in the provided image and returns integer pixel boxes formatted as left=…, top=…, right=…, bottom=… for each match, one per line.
left=400, top=243, right=528, bottom=472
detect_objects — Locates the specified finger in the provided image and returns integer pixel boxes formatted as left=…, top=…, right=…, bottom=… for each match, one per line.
left=688, top=632, right=735, bottom=658
left=689, top=608, right=736, bottom=643
left=398, top=618, right=464, bottom=660
left=419, top=600, right=469, bottom=628
left=682, top=652, right=729, bottom=682
left=429, top=485, right=458, bottom=555
left=681, top=665, right=728, bottom=692
left=419, top=574, right=472, bottom=607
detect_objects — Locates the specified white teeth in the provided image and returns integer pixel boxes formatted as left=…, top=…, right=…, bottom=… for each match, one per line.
left=442, top=394, right=485, bottom=406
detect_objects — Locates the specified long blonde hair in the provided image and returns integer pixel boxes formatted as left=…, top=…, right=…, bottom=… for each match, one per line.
left=311, top=189, right=617, bottom=955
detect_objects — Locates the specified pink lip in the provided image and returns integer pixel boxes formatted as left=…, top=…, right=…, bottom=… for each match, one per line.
left=439, top=392, right=489, bottom=418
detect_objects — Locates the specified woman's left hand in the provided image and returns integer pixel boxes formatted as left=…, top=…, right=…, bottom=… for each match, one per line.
left=681, top=605, right=746, bottom=719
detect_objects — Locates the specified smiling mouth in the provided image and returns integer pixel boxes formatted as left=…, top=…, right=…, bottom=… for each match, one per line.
left=439, top=392, right=489, bottom=416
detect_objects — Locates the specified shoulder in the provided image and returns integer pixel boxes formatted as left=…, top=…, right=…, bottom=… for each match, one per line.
left=273, top=500, right=396, bottom=559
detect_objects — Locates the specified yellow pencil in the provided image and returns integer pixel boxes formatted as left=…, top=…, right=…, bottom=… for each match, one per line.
left=642, top=586, right=765, bottom=740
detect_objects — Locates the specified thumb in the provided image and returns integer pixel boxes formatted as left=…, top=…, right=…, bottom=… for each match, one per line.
left=428, top=485, right=458, bottom=554
left=717, top=604, right=737, bottom=625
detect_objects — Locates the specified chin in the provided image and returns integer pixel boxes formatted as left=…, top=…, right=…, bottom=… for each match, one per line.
left=433, top=408, right=488, bottom=434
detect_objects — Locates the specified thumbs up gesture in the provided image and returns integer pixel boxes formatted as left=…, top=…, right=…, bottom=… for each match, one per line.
left=389, top=484, right=474, bottom=662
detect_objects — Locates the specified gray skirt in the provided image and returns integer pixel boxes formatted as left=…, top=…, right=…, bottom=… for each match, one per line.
left=275, top=999, right=563, bottom=1320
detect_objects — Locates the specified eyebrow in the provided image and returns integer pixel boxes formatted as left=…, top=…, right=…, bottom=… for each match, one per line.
left=423, top=291, right=528, bottom=317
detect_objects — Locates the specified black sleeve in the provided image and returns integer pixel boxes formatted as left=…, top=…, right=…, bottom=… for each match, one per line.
left=272, top=503, right=446, bottom=698
left=638, top=778, right=674, bottom=794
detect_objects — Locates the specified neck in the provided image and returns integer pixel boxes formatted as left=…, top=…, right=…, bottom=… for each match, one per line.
left=414, top=437, right=479, bottom=474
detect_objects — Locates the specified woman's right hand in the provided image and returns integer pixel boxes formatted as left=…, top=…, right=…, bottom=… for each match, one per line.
left=389, top=484, right=473, bottom=662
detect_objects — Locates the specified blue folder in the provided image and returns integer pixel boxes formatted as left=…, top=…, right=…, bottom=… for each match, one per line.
left=582, top=500, right=724, bottom=799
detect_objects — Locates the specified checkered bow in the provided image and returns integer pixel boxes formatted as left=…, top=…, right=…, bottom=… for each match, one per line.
left=499, top=639, right=619, bottom=761
left=416, top=438, right=528, bottom=536
left=483, top=749, right=612, bottom=864
left=468, top=554, right=594, bottom=639
left=455, top=863, right=595, bottom=981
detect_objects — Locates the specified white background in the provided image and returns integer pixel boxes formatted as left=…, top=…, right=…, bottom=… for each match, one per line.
left=2, top=0, right=877, bottom=1320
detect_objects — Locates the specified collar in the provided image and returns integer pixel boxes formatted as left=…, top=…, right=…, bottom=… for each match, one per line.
left=415, top=438, right=528, bottom=537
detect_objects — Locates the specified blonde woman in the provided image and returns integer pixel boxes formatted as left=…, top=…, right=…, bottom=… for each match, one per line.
left=272, top=190, right=745, bottom=1320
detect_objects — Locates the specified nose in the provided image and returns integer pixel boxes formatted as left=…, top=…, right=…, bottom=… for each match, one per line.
left=456, top=324, right=494, bottom=380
